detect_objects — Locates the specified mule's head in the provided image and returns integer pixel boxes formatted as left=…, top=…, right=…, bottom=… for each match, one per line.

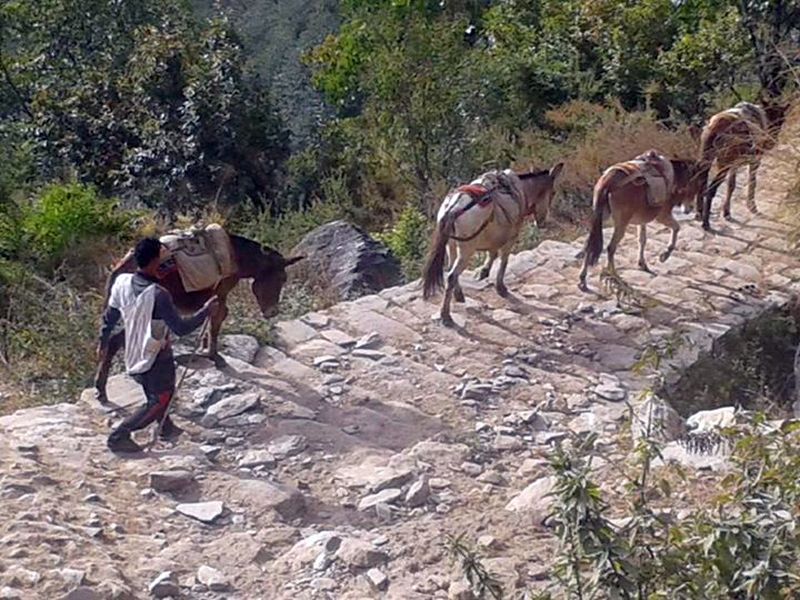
left=252, top=254, right=304, bottom=319
left=520, top=162, right=564, bottom=228
left=672, top=159, right=705, bottom=213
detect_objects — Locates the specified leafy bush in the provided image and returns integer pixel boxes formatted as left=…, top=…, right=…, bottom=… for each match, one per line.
left=20, top=183, right=134, bottom=270
left=0, top=260, right=104, bottom=412
left=537, top=419, right=800, bottom=600
left=375, top=203, right=430, bottom=279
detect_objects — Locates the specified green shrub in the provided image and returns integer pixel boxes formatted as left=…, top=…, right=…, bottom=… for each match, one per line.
left=21, top=183, right=133, bottom=269
left=375, top=203, right=430, bottom=279
left=0, top=259, right=103, bottom=412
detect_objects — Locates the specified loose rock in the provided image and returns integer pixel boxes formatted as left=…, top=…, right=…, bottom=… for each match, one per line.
left=176, top=501, right=224, bottom=523
left=148, top=572, right=179, bottom=598
left=197, top=565, right=229, bottom=592
left=149, top=470, right=194, bottom=493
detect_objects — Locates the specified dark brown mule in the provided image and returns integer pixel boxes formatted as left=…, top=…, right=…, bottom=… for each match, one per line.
left=696, top=99, right=787, bottom=230
left=579, top=159, right=704, bottom=290
left=94, top=233, right=303, bottom=402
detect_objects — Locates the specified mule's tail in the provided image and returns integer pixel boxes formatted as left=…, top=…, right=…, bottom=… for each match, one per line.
left=422, top=216, right=451, bottom=300
left=584, top=183, right=609, bottom=267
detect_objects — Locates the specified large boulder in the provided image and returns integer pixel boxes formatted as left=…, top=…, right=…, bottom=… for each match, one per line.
left=290, top=221, right=404, bottom=301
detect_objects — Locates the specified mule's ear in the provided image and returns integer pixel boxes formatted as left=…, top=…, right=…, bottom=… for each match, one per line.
left=688, top=124, right=702, bottom=141
left=549, top=162, right=564, bottom=180
left=283, top=255, right=305, bottom=267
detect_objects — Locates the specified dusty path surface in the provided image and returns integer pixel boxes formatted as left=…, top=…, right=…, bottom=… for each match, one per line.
left=1, top=136, right=798, bottom=599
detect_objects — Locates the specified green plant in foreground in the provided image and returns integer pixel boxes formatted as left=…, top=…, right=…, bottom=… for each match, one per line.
left=446, top=532, right=504, bottom=599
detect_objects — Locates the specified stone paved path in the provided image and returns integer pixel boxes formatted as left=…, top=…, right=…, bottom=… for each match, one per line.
left=0, top=134, right=798, bottom=599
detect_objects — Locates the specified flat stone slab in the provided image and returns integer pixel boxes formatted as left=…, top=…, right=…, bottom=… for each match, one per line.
left=176, top=501, right=224, bottom=523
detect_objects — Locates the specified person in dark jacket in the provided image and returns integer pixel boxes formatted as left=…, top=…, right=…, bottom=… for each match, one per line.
left=98, top=237, right=219, bottom=453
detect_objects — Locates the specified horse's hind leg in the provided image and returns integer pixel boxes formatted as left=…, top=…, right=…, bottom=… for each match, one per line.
left=657, top=211, right=680, bottom=263
left=606, top=223, right=626, bottom=276
left=442, top=249, right=470, bottom=326
left=637, top=225, right=653, bottom=274
left=702, top=169, right=727, bottom=230
left=747, top=160, right=759, bottom=214
left=447, top=241, right=466, bottom=303
left=206, top=299, right=228, bottom=358
left=723, top=169, right=736, bottom=220
left=477, top=250, right=497, bottom=281
left=495, top=242, right=514, bottom=298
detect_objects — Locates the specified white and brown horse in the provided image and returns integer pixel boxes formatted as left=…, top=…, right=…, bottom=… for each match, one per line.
left=422, top=164, right=563, bottom=325
left=579, top=153, right=704, bottom=290
left=697, top=99, right=787, bottom=229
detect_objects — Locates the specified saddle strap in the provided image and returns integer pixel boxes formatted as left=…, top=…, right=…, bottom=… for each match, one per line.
left=449, top=214, right=493, bottom=242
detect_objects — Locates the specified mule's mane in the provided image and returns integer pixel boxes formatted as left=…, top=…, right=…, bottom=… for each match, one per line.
left=517, top=169, right=549, bottom=180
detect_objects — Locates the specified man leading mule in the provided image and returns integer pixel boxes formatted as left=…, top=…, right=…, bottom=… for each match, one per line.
left=422, top=163, right=563, bottom=326
left=94, top=229, right=303, bottom=403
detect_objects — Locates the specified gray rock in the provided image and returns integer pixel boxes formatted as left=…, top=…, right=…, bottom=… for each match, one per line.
left=493, top=434, right=523, bottom=452
left=336, top=538, right=389, bottom=570
left=200, top=445, right=222, bottom=460
left=61, top=587, right=99, bottom=600
left=335, top=458, right=415, bottom=492
left=229, top=479, right=306, bottom=520
left=448, top=579, right=476, bottom=600
left=148, top=572, right=179, bottom=598
left=149, top=470, right=194, bottom=493
left=290, top=220, right=405, bottom=301
left=460, top=462, right=483, bottom=476
left=405, top=477, right=430, bottom=507
left=366, top=568, right=389, bottom=591
left=461, top=382, right=493, bottom=401
left=201, top=392, right=260, bottom=427
left=176, top=501, right=224, bottom=523
left=351, top=348, right=386, bottom=360
left=238, top=450, right=277, bottom=469
left=267, top=435, right=308, bottom=459
left=358, top=488, right=403, bottom=511
left=477, top=471, right=507, bottom=486
left=355, top=332, right=382, bottom=349
left=197, top=565, right=229, bottom=592
left=505, top=476, right=557, bottom=523
left=219, top=334, right=260, bottom=363
left=594, top=380, right=627, bottom=401
left=59, top=568, right=86, bottom=588
left=313, top=355, right=340, bottom=367
left=193, top=383, right=239, bottom=408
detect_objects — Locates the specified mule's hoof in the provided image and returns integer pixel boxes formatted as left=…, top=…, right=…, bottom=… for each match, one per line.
left=748, top=206, right=759, bottom=215
left=694, top=212, right=703, bottom=222
left=95, top=390, right=109, bottom=404
left=659, top=252, right=671, bottom=263
left=454, top=290, right=466, bottom=303
left=476, top=269, right=490, bottom=281
left=638, top=262, right=654, bottom=274
left=441, top=314, right=455, bottom=328
left=496, top=284, right=509, bottom=298
left=702, top=221, right=712, bottom=232
left=724, top=212, right=733, bottom=221
left=578, top=280, right=589, bottom=292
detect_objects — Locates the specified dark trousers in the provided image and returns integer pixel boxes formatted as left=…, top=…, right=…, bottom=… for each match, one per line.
left=109, top=353, right=176, bottom=440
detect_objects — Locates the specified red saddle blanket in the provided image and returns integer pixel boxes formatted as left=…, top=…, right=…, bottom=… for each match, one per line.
left=457, top=184, right=493, bottom=206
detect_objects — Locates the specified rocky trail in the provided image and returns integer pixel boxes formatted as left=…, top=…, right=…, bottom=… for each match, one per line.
left=2, top=142, right=800, bottom=599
